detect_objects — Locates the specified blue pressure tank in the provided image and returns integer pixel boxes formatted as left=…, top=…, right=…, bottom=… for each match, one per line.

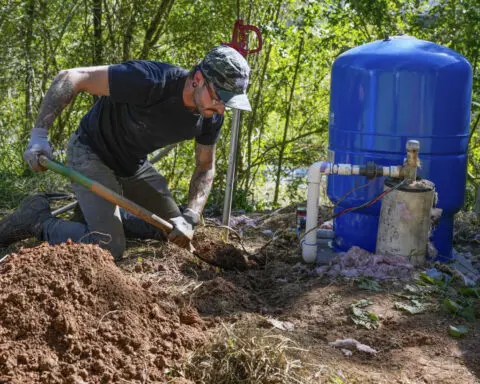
left=327, top=36, right=472, bottom=261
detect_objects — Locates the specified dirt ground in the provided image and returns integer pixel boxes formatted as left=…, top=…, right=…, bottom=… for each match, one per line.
left=0, top=206, right=479, bottom=383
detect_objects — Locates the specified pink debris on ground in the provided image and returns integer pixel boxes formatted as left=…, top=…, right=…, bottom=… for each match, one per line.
left=316, top=246, right=414, bottom=280
left=209, top=215, right=259, bottom=231
left=329, top=338, right=377, bottom=355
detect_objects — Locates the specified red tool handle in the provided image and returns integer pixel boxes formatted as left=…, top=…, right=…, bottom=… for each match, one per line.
left=224, top=19, right=263, bottom=57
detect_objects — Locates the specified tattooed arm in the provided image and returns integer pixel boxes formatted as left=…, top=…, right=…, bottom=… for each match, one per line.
left=167, top=143, right=215, bottom=246
left=185, top=142, right=216, bottom=224
left=24, top=66, right=110, bottom=170
left=35, top=66, right=110, bottom=130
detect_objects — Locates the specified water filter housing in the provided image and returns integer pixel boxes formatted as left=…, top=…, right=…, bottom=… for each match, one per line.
left=376, top=179, right=435, bottom=266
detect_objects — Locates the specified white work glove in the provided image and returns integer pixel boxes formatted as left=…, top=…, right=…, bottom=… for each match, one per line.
left=168, top=216, right=194, bottom=248
left=23, top=128, right=53, bottom=171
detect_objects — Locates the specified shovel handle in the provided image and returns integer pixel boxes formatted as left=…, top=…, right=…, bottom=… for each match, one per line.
left=39, top=155, right=173, bottom=233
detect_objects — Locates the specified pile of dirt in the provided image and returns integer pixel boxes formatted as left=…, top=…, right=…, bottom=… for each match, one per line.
left=0, top=241, right=204, bottom=383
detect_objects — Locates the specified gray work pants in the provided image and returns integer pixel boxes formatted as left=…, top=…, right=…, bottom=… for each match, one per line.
left=42, top=132, right=181, bottom=259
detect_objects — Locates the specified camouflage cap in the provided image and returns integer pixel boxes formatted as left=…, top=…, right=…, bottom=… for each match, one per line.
left=199, top=45, right=251, bottom=111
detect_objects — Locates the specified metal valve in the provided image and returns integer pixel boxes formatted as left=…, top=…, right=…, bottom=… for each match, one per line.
left=405, top=140, right=420, bottom=181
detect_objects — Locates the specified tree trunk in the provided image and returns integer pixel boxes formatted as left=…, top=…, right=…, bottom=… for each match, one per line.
left=140, top=0, right=175, bottom=59
left=273, top=35, right=304, bottom=206
left=122, top=1, right=139, bottom=61
left=103, top=0, right=118, bottom=61
left=23, top=0, right=35, bottom=134
left=92, top=0, right=102, bottom=65
left=244, top=0, right=282, bottom=194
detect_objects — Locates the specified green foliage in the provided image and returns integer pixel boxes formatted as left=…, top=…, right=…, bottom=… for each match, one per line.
left=0, top=170, right=70, bottom=210
left=357, top=277, right=382, bottom=292
left=350, top=298, right=379, bottom=329
left=410, top=268, right=480, bottom=329
left=449, top=324, right=469, bottom=338
left=0, top=0, right=479, bottom=212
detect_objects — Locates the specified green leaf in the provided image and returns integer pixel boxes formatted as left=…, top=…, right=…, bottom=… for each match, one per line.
left=458, top=287, right=480, bottom=298
left=357, top=278, right=382, bottom=292
left=459, top=306, right=476, bottom=322
left=353, top=298, right=373, bottom=308
left=404, top=284, right=438, bottom=295
left=350, top=300, right=379, bottom=330
left=394, top=301, right=430, bottom=315
left=352, top=306, right=364, bottom=317
left=419, top=272, right=436, bottom=285
left=448, top=325, right=468, bottom=338
left=443, top=299, right=463, bottom=314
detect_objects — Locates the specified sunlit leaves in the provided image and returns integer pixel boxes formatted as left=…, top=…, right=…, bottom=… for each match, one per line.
left=0, top=0, right=479, bottom=209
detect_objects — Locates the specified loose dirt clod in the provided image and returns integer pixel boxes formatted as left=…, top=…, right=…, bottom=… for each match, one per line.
left=0, top=241, right=203, bottom=383
left=193, top=232, right=254, bottom=271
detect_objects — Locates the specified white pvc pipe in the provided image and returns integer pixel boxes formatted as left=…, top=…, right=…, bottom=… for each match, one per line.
left=302, top=162, right=332, bottom=263
left=301, top=160, right=406, bottom=263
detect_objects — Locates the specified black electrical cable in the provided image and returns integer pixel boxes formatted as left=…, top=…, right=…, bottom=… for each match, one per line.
left=299, top=178, right=410, bottom=243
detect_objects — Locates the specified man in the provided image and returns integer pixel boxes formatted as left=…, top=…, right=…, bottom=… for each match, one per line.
left=0, top=45, right=251, bottom=259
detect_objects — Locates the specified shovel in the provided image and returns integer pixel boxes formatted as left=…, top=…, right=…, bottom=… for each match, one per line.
left=37, top=156, right=253, bottom=270
left=38, top=154, right=179, bottom=240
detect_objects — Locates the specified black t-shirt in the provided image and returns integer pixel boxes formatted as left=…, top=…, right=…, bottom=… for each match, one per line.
left=76, top=61, right=224, bottom=177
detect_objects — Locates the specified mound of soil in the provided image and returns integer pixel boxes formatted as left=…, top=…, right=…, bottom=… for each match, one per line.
left=0, top=241, right=203, bottom=383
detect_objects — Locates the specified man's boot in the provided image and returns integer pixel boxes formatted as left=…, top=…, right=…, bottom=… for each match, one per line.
left=0, top=194, right=53, bottom=247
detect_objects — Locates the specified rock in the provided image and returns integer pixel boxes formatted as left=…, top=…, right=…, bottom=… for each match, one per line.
left=38, top=356, right=57, bottom=372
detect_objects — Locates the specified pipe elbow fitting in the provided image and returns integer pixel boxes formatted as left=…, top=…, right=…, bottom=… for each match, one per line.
left=307, top=162, right=331, bottom=183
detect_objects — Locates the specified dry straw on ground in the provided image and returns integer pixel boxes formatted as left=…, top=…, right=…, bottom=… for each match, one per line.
left=180, top=324, right=310, bottom=384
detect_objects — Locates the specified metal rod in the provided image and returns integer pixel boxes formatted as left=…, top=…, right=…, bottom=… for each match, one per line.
left=222, top=109, right=242, bottom=237
left=149, top=143, right=177, bottom=164
left=52, top=201, right=78, bottom=217
left=39, top=155, right=173, bottom=233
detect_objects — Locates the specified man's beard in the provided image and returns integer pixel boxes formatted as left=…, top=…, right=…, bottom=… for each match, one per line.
left=193, top=88, right=216, bottom=117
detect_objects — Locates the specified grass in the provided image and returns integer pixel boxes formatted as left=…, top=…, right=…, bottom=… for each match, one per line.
left=179, top=324, right=312, bottom=384
left=0, top=169, right=72, bottom=259
left=0, top=170, right=71, bottom=211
